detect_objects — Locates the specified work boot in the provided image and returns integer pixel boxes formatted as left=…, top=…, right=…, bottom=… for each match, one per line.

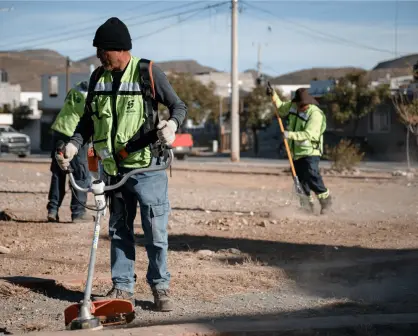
left=319, top=195, right=333, bottom=215
left=299, top=196, right=315, bottom=213
left=47, top=211, right=59, bottom=222
left=71, top=212, right=91, bottom=223
left=93, top=287, right=135, bottom=306
left=152, top=288, right=173, bottom=312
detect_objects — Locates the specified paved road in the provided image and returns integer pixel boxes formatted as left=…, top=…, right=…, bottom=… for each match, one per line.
left=0, top=153, right=415, bottom=173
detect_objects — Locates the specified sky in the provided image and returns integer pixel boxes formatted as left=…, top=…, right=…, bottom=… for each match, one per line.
left=0, top=0, right=417, bottom=77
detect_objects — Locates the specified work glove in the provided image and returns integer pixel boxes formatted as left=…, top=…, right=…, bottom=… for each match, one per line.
left=266, top=81, right=274, bottom=96
left=283, top=131, right=289, bottom=139
left=55, top=142, right=78, bottom=171
left=156, top=119, right=177, bottom=145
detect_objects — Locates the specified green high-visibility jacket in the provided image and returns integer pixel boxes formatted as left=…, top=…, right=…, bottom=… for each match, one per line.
left=51, top=81, right=88, bottom=137
left=90, top=56, right=150, bottom=176
left=272, top=92, right=326, bottom=160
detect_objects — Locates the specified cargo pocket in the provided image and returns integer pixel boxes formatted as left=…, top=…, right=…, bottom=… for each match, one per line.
left=150, top=202, right=170, bottom=245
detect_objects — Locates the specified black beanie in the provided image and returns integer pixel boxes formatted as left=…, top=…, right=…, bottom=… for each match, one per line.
left=93, top=17, right=132, bottom=50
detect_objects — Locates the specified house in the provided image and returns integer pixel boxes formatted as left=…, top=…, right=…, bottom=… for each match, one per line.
left=0, top=69, right=20, bottom=109
left=193, top=71, right=256, bottom=97
left=254, top=76, right=418, bottom=161
left=310, top=77, right=418, bottom=162
left=39, top=72, right=91, bottom=151
left=0, top=69, right=43, bottom=152
left=275, top=84, right=310, bottom=99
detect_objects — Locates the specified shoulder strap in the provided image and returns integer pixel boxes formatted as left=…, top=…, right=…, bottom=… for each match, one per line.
left=124, top=59, right=159, bottom=153
left=86, top=66, right=104, bottom=105
left=138, top=59, right=157, bottom=132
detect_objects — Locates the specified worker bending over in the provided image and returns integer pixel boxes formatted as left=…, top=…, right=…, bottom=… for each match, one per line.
left=266, top=83, right=332, bottom=214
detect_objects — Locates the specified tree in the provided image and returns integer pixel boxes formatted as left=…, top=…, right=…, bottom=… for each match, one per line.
left=242, top=84, right=283, bottom=155
left=323, top=70, right=390, bottom=135
left=161, top=72, right=219, bottom=126
left=392, top=91, right=418, bottom=169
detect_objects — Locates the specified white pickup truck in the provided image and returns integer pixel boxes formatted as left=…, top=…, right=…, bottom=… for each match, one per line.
left=0, top=125, right=31, bottom=157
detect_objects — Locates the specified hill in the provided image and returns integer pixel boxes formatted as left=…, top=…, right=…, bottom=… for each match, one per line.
left=0, top=49, right=220, bottom=91
left=373, top=54, right=418, bottom=70
left=1, top=49, right=417, bottom=92
left=243, top=69, right=273, bottom=81
left=270, top=54, right=417, bottom=85
left=269, top=67, right=364, bottom=85
left=0, top=50, right=90, bottom=91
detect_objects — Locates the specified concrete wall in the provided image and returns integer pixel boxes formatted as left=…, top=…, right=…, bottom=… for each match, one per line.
left=20, top=119, right=42, bottom=152
left=0, top=114, right=13, bottom=125
left=20, top=91, right=42, bottom=105
left=40, top=73, right=90, bottom=110
left=0, top=82, right=21, bottom=108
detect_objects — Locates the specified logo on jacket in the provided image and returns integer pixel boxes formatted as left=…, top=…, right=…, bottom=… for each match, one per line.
left=126, top=99, right=137, bottom=114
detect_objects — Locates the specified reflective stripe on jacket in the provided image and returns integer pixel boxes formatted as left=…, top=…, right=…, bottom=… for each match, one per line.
left=91, top=56, right=150, bottom=176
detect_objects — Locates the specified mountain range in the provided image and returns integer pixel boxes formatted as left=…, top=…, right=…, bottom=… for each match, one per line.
left=0, top=49, right=416, bottom=92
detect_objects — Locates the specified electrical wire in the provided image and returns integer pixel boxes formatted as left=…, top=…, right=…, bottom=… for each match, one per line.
left=1, top=1, right=209, bottom=50
left=0, top=1, right=155, bottom=46
left=131, top=2, right=228, bottom=41
left=67, top=2, right=229, bottom=60
left=242, top=0, right=408, bottom=56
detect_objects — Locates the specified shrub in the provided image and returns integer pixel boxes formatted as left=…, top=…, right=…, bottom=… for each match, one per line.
left=324, top=139, right=364, bottom=172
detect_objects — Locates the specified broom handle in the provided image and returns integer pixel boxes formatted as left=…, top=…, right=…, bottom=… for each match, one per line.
left=274, top=109, right=297, bottom=179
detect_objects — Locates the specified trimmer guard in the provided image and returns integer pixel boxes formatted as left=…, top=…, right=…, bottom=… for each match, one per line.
left=64, top=299, right=135, bottom=327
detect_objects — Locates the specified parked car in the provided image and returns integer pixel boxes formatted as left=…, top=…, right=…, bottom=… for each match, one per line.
left=172, top=132, right=193, bottom=160
left=0, top=125, right=31, bottom=157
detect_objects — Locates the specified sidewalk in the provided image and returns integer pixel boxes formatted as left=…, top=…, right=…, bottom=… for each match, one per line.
left=0, top=153, right=412, bottom=177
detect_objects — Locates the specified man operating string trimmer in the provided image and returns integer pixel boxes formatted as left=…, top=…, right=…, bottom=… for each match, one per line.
left=55, top=17, right=187, bottom=312
left=266, top=83, right=332, bottom=214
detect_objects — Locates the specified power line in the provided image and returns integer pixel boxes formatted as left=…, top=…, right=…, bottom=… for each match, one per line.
left=0, top=1, right=155, bottom=46
left=243, top=1, right=407, bottom=56
left=131, top=2, right=228, bottom=41
left=1, top=1, right=207, bottom=50
left=68, top=2, right=229, bottom=60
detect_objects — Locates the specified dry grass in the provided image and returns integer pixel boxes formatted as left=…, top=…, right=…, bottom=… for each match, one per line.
left=22, top=323, right=48, bottom=332
left=0, top=280, right=30, bottom=298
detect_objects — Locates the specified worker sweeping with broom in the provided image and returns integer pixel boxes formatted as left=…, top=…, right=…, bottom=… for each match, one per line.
left=266, top=83, right=332, bottom=214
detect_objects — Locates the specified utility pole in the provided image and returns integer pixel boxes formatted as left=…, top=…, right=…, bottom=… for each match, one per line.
left=230, top=0, right=240, bottom=162
left=65, top=56, right=71, bottom=93
left=257, top=43, right=262, bottom=78
left=219, top=95, right=223, bottom=152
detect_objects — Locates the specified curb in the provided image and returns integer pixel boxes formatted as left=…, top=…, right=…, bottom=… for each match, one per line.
left=0, top=157, right=408, bottom=180
left=15, top=313, right=418, bottom=336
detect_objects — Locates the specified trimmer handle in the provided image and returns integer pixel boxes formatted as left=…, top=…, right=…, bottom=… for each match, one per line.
left=55, top=140, right=74, bottom=173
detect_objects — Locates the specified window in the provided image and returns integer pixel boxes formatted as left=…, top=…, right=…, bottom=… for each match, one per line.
left=368, top=107, right=390, bottom=133
left=48, top=76, right=59, bottom=97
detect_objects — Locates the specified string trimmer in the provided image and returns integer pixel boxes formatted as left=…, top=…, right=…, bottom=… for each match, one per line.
left=56, top=141, right=173, bottom=331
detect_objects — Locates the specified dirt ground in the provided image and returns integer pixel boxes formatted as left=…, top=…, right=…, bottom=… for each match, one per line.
left=0, top=161, right=418, bottom=335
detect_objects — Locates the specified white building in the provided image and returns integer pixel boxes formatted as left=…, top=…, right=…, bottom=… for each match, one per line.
left=20, top=91, right=42, bottom=105
left=40, top=72, right=90, bottom=111
left=194, top=71, right=256, bottom=97
left=273, top=84, right=310, bottom=99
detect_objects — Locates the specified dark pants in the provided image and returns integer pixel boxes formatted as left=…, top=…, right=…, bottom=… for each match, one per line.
left=46, top=131, right=90, bottom=218
left=293, top=156, right=327, bottom=197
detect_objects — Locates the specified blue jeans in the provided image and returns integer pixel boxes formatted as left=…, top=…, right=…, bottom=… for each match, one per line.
left=108, top=161, right=171, bottom=294
left=47, top=131, right=90, bottom=217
